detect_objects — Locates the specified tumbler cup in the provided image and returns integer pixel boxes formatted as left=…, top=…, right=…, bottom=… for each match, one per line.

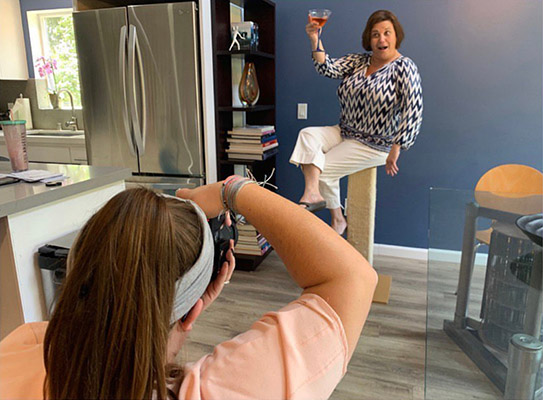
left=0, top=120, right=28, bottom=172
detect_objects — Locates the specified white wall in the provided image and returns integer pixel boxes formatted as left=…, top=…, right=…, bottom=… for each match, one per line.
left=0, top=0, right=29, bottom=79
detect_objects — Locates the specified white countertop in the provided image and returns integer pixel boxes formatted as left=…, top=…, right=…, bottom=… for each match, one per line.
left=0, top=129, right=85, bottom=145
left=0, top=161, right=130, bottom=218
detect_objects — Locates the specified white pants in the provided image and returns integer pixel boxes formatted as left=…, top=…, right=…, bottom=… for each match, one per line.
left=289, top=125, right=388, bottom=209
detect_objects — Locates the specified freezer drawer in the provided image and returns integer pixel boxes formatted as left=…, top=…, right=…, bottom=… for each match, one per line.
left=126, top=175, right=203, bottom=196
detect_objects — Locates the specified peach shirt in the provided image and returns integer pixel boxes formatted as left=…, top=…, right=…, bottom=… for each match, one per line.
left=0, top=294, right=348, bottom=400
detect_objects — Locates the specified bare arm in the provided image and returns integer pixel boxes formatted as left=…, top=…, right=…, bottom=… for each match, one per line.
left=385, top=144, right=401, bottom=176
left=177, top=182, right=378, bottom=358
left=306, top=20, right=325, bottom=64
left=307, top=19, right=361, bottom=80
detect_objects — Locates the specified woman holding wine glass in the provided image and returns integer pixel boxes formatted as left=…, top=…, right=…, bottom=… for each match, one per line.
left=290, top=9, right=423, bottom=235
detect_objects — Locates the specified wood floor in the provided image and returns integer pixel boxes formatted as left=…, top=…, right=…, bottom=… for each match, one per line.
left=426, top=258, right=503, bottom=400
left=183, top=251, right=504, bottom=399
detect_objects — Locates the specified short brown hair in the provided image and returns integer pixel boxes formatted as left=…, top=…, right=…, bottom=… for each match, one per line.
left=362, top=10, right=404, bottom=51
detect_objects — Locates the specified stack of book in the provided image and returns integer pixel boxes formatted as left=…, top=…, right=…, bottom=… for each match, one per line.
left=235, top=223, right=271, bottom=256
left=226, top=125, right=278, bottom=161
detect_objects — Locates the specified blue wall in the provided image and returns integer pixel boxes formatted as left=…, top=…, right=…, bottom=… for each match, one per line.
left=275, top=0, right=542, bottom=249
left=19, top=0, right=73, bottom=78
left=19, top=0, right=542, bottom=249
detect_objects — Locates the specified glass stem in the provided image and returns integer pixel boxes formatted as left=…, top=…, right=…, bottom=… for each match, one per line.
left=317, top=28, right=322, bottom=51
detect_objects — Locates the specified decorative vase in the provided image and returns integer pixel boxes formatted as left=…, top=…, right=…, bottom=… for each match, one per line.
left=239, top=62, right=260, bottom=106
left=48, top=93, right=59, bottom=109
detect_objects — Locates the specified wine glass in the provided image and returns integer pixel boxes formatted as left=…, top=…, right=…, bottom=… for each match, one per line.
left=308, top=9, right=332, bottom=52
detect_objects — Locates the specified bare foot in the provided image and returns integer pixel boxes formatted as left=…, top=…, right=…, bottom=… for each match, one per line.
left=331, top=217, right=347, bottom=236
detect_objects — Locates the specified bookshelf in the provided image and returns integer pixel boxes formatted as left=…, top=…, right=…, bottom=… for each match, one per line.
left=211, top=0, right=276, bottom=270
left=217, top=105, right=274, bottom=112
left=235, top=247, right=274, bottom=270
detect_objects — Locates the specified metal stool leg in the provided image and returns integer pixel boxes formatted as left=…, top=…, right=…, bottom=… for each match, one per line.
left=455, top=202, right=479, bottom=328
left=504, top=334, right=543, bottom=400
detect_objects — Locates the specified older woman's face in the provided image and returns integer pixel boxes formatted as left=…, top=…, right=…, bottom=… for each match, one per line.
left=370, top=20, right=397, bottom=60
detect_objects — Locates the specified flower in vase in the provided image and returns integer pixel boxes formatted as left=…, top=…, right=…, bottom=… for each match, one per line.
left=35, top=56, right=58, bottom=94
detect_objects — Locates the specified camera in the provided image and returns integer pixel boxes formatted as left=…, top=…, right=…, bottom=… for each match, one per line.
left=208, top=213, right=238, bottom=281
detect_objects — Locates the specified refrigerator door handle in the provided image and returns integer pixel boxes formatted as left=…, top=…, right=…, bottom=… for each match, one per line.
left=119, top=25, right=136, bottom=156
left=127, top=24, right=145, bottom=155
left=134, top=28, right=147, bottom=156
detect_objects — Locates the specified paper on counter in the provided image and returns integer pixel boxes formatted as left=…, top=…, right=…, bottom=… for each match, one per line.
left=7, top=170, right=65, bottom=183
left=40, top=175, right=67, bottom=183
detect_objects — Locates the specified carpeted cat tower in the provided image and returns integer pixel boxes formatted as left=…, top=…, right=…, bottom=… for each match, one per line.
left=347, top=167, right=391, bottom=304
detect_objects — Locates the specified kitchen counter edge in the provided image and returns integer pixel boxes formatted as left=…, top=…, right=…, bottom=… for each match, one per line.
left=0, top=162, right=131, bottom=218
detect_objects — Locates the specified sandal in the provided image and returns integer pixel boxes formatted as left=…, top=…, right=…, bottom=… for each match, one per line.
left=299, top=200, right=326, bottom=213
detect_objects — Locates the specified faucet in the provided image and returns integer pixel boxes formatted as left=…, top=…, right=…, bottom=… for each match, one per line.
left=57, top=89, right=79, bottom=131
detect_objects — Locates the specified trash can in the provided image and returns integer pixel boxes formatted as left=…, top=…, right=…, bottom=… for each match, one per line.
left=38, top=231, right=79, bottom=318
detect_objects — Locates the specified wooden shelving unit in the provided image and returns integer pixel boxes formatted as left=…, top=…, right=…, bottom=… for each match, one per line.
left=211, top=0, right=276, bottom=270
left=235, top=246, right=274, bottom=272
left=217, top=50, right=274, bottom=59
left=217, top=105, right=275, bottom=112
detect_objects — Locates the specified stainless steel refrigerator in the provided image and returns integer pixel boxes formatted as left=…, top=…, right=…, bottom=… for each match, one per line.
left=73, top=2, right=205, bottom=192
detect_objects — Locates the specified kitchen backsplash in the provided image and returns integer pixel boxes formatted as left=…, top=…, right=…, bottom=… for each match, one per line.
left=0, top=80, right=27, bottom=114
left=0, top=79, right=84, bottom=130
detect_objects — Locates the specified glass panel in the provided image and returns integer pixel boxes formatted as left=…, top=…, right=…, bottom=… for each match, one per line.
left=426, top=188, right=542, bottom=399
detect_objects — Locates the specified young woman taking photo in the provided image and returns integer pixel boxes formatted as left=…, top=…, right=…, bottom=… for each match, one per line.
left=0, top=176, right=377, bottom=399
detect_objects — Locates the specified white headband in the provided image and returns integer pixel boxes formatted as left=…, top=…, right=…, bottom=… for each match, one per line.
left=161, top=195, right=215, bottom=325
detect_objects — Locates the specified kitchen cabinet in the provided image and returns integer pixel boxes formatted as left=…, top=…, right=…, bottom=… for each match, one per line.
left=0, top=162, right=130, bottom=338
left=0, top=0, right=29, bottom=79
left=0, top=134, right=87, bottom=165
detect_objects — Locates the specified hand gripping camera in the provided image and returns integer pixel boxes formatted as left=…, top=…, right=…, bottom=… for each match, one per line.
left=208, top=212, right=239, bottom=281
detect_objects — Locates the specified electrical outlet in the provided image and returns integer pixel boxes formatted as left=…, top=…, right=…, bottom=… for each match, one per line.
left=297, top=103, right=308, bottom=119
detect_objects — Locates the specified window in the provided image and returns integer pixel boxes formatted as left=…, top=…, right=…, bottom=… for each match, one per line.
left=27, top=8, right=81, bottom=110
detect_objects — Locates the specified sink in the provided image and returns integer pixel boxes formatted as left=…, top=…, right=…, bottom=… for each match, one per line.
left=26, top=129, right=84, bottom=137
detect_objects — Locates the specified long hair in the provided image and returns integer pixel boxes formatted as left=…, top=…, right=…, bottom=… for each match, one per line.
left=361, top=10, right=404, bottom=51
left=43, top=188, right=202, bottom=399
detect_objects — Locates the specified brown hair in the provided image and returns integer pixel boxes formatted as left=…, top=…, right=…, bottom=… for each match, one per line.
left=43, top=188, right=202, bottom=399
left=362, top=10, right=404, bottom=51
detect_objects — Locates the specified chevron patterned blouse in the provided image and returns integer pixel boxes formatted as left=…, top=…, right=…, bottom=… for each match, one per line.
left=315, top=53, right=423, bottom=152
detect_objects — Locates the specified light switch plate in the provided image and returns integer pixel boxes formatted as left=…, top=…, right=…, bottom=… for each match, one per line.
left=297, top=103, right=308, bottom=119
